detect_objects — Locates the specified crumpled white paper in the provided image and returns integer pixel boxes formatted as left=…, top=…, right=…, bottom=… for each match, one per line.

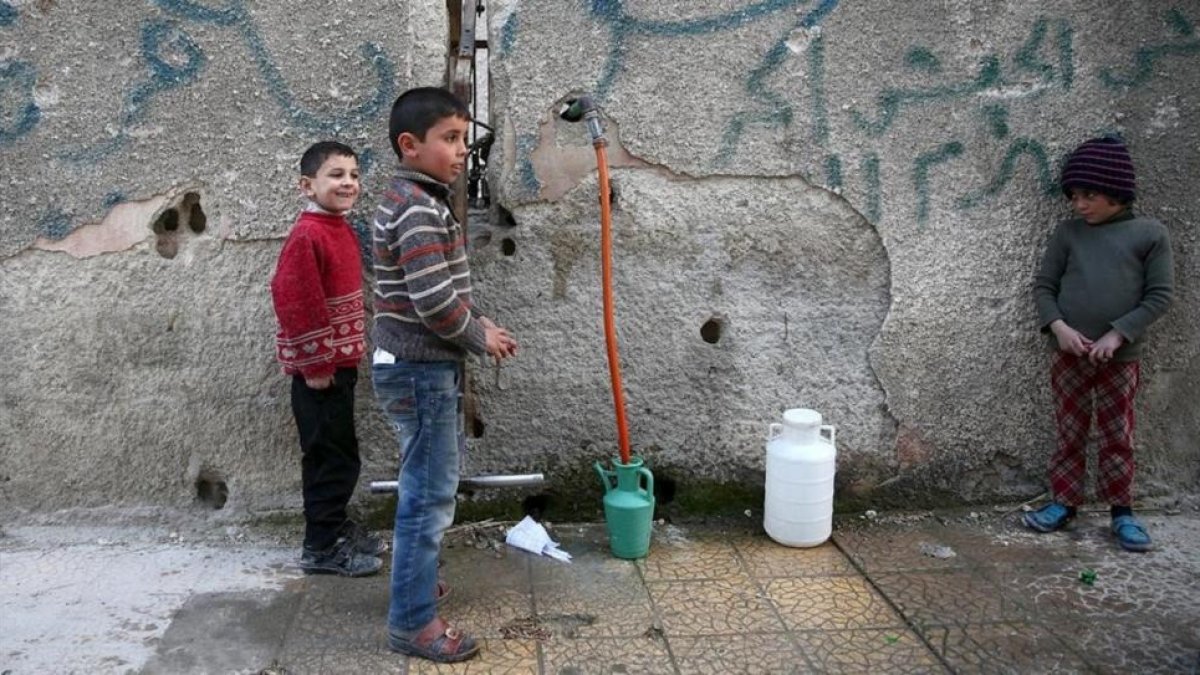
left=505, top=516, right=572, bottom=563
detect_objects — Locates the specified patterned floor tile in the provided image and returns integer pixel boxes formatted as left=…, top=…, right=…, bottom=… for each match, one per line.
left=437, top=585, right=536, bottom=640
left=647, top=578, right=785, bottom=636
left=1054, top=618, right=1200, bottom=674
left=735, top=537, right=858, bottom=578
left=406, top=639, right=539, bottom=674
left=283, top=576, right=390, bottom=651
left=765, top=577, right=907, bottom=631
left=871, top=571, right=1027, bottom=628
left=922, top=622, right=1091, bottom=674
left=833, top=523, right=972, bottom=574
left=792, top=628, right=947, bottom=673
left=637, top=534, right=745, bottom=581
left=539, top=636, right=674, bottom=674
left=669, top=633, right=810, bottom=673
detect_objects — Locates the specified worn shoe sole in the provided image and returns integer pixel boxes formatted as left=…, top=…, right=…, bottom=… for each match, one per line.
left=388, top=639, right=479, bottom=663
left=299, top=556, right=383, bottom=578
left=1022, top=512, right=1073, bottom=533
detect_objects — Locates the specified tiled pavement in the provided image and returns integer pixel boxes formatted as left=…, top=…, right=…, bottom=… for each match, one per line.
left=144, top=510, right=1200, bottom=674
left=5, top=510, right=1197, bottom=673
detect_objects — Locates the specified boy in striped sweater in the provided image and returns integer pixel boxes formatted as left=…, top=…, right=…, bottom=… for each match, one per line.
left=270, top=141, right=386, bottom=578
left=1027, top=137, right=1173, bottom=552
left=371, top=88, right=518, bottom=663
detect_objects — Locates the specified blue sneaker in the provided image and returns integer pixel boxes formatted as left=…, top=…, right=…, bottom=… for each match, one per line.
left=1023, top=502, right=1073, bottom=532
left=1111, top=515, right=1152, bottom=552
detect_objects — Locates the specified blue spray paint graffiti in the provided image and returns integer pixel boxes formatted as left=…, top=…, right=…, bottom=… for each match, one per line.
left=913, top=142, right=963, bottom=228
left=37, top=209, right=73, bottom=241
left=67, top=20, right=207, bottom=162
left=0, top=1, right=16, bottom=26
left=151, top=0, right=395, bottom=134
left=0, top=60, right=40, bottom=145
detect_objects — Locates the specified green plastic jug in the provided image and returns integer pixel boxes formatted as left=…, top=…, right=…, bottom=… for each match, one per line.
left=595, top=456, right=655, bottom=559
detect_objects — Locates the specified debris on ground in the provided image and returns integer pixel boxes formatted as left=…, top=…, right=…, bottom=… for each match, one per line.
left=918, top=542, right=957, bottom=559
left=500, top=615, right=553, bottom=640
left=506, top=516, right=572, bottom=562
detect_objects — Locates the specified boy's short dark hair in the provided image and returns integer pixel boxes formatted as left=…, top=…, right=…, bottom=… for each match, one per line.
left=388, top=87, right=470, bottom=160
left=300, top=141, right=357, bottom=177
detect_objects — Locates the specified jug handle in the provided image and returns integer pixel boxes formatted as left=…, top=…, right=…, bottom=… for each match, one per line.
left=638, top=467, right=655, bottom=498
left=595, top=462, right=615, bottom=492
left=820, top=424, right=837, bottom=446
left=768, top=423, right=783, bottom=440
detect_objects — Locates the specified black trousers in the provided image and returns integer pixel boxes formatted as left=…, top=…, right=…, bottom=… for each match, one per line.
left=291, top=367, right=361, bottom=551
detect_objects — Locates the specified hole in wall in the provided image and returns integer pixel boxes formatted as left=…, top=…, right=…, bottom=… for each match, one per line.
left=154, top=208, right=180, bottom=233
left=700, top=317, right=724, bottom=344
left=500, top=238, right=517, bottom=256
left=195, top=468, right=229, bottom=510
left=470, top=415, right=486, bottom=438
left=608, top=181, right=619, bottom=210
left=496, top=205, right=518, bottom=228
left=182, top=192, right=207, bottom=233
left=654, top=474, right=677, bottom=505
left=522, top=493, right=551, bottom=519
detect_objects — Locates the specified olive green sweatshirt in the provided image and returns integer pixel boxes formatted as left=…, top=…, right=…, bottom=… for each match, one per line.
left=1034, top=211, right=1174, bottom=361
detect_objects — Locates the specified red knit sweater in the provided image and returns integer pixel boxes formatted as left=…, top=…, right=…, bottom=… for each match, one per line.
left=270, top=210, right=365, bottom=378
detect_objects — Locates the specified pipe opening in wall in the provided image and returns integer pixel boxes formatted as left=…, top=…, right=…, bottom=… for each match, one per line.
left=501, top=238, right=517, bottom=256
left=195, top=468, right=228, bottom=510
left=700, top=317, right=724, bottom=344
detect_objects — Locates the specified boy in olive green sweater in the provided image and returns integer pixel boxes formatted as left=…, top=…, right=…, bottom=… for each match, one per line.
left=1027, top=137, right=1173, bottom=552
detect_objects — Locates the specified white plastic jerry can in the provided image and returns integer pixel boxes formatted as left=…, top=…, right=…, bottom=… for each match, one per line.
left=763, top=408, right=837, bottom=547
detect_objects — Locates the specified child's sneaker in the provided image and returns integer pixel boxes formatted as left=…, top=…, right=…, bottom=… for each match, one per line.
left=1023, top=502, right=1073, bottom=532
left=339, top=520, right=388, bottom=556
left=299, top=538, right=383, bottom=577
left=1111, top=515, right=1152, bottom=552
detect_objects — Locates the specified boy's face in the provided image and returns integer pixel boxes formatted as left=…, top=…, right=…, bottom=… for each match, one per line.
left=1067, top=189, right=1125, bottom=224
left=301, top=154, right=360, bottom=214
left=398, top=115, right=469, bottom=184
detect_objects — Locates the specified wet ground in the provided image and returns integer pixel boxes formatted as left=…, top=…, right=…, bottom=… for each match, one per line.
left=2, top=507, right=1198, bottom=674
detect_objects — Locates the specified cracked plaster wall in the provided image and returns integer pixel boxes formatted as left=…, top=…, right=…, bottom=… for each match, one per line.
left=0, top=1, right=445, bottom=513
left=1, top=1, right=1197, bottom=516
left=480, top=0, right=1199, bottom=505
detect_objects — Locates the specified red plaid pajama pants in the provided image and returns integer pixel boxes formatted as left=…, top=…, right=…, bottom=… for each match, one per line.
left=1048, top=351, right=1141, bottom=506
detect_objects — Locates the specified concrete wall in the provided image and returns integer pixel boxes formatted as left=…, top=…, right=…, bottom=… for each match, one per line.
left=0, top=0, right=445, bottom=514
left=1, top=1, right=1196, bottom=516
left=476, top=0, right=1199, bottom=506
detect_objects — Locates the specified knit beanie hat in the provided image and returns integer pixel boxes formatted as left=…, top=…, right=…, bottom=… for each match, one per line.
left=1060, top=136, right=1136, bottom=203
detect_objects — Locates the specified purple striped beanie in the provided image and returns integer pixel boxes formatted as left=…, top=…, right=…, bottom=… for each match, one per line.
left=1060, top=137, right=1136, bottom=203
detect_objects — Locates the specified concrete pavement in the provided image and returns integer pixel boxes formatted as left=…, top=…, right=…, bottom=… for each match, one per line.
left=2, top=507, right=1198, bottom=674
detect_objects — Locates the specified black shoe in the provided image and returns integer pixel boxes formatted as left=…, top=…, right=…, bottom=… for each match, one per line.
left=299, top=538, right=382, bottom=577
left=339, top=520, right=388, bottom=556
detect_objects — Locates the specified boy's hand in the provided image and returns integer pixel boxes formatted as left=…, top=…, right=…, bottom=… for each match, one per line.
left=485, top=325, right=519, bottom=360
left=1088, top=330, right=1125, bottom=365
left=305, top=374, right=334, bottom=390
left=1050, top=320, right=1093, bottom=356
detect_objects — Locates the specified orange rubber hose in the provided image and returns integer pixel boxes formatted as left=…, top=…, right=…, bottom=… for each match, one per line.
left=595, top=144, right=631, bottom=465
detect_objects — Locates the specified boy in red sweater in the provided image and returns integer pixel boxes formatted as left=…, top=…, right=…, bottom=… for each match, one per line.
left=270, top=141, right=385, bottom=577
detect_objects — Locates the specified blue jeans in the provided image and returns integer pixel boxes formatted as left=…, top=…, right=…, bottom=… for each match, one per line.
left=372, top=359, right=464, bottom=632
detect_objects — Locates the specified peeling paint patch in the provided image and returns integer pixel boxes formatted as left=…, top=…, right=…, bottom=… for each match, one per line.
left=528, top=115, right=651, bottom=202
left=34, top=195, right=169, bottom=258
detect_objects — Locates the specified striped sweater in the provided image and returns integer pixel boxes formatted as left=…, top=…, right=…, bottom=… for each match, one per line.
left=270, top=209, right=366, bottom=377
left=370, top=168, right=486, bottom=361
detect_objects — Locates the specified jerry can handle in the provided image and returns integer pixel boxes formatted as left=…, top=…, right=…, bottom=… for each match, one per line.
left=768, top=423, right=783, bottom=440
left=638, top=467, right=654, bottom=497
left=595, top=462, right=615, bottom=492
left=820, top=424, right=836, bottom=446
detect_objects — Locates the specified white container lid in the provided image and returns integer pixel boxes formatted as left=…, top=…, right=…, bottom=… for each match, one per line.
left=782, top=408, right=822, bottom=429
